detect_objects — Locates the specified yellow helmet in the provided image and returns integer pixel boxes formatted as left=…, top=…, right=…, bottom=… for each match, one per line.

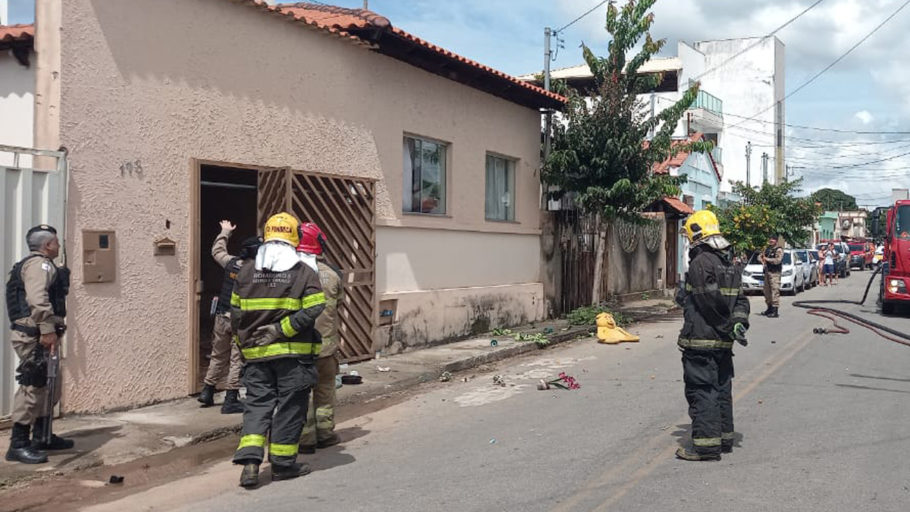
left=263, top=212, right=300, bottom=246
left=684, top=210, right=721, bottom=243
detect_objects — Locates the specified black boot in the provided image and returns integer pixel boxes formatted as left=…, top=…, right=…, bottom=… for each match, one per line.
left=271, top=461, right=312, bottom=481
left=32, top=417, right=74, bottom=450
left=760, top=306, right=772, bottom=316
left=221, top=390, right=244, bottom=415
left=198, top=384, right=215, bottom=407
left=239, top=462, right=260, bottom=488
left=5, top=423, right=48, bottom=464
left=767, top=307, right=779, bottom=318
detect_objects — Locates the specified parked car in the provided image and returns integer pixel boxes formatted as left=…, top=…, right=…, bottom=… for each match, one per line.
left=741, top=249, right=804, bottom=295
left=816, top=242, right=851, bottom=278
left=847, top=242, right=874, bottom=270
left=795, top=248, right=818, bottom=288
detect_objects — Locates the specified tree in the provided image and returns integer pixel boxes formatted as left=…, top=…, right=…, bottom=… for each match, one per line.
left=542, top=0, right=706, bottom=302
left=810, top=188, right=857, bottom=211
left=711, top=179, right=822, bottom=253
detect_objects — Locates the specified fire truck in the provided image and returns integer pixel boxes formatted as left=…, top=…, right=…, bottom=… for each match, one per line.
left=874, top=199, right=910, bottom=314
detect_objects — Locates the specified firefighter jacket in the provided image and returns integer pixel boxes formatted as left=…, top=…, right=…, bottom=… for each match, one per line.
left=231, top=261, right=325, bottom=362
left=677, top=244, right=750, bottom=351
left=315, top=261, right=344, bottom=359
left=6, top=252, right=68, bottom=337
left=763, top=245, right=783, bottom=274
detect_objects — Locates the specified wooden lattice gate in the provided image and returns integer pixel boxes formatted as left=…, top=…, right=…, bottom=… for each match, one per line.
left=257, top=168, right=377, bottom=363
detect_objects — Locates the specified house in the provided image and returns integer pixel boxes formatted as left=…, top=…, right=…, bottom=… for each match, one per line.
left=3, top=0, right=564, bottom=415
left=0, top=23, right=33, bottom=164
left=652, top=132, right=722, bottom=281
left=816, top=211, right=839, bottom=243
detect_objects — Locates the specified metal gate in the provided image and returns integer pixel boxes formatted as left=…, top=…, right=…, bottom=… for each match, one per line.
left=257, top=168, right=376, bottom=363
left=0, top=145, right=68, bottom=421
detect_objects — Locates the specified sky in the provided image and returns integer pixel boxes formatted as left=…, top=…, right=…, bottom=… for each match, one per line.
left=7, top=0, right=910, bottom=207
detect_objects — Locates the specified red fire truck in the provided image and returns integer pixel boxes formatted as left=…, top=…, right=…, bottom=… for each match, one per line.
left=878, top=199, right=910, bottom=314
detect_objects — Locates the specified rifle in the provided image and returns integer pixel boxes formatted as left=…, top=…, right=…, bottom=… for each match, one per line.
left=43, top=325, right=65, bottom=445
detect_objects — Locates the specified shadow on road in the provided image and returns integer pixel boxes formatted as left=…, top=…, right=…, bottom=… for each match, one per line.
left=835, top=383, right=910, bottom=394
left=849, top=373, right=910, bottom=383
left=54, top=424, right=125, bottom=467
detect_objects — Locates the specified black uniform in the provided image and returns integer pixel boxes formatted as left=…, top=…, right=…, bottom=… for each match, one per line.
left=678, top=243, right=750, bottom=455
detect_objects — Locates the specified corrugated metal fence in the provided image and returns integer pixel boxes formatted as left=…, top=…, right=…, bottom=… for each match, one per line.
left=0, top=145, right=67, bottom=421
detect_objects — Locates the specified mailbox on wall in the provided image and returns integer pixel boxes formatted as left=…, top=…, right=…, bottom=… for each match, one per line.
left=83, top=230, right=116, bottom=283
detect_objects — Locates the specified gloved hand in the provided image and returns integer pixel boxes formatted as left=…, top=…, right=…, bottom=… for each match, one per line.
left=248, top=323, right=283, bottom=346
left=733, top=323, right=748, bottom=347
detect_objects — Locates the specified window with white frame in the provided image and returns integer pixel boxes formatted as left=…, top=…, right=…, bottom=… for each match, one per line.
left=403, top=136, right=447, bottom=215
left=485, top=154, right=515, bottom=221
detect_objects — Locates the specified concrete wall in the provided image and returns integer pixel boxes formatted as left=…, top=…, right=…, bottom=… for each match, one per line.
left=606, top=214, right=667, bottom=296
left=696, top=37, right=784, bottom=191
left=58, top=0, right=545, bottom=412
left=0, top=50, right=33, bottom=166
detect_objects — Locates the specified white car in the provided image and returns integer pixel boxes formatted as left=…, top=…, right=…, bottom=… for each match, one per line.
left=741, top=250, right=804, bottom=295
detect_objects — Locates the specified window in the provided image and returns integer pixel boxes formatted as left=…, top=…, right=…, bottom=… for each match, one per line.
left=485, top=154, right=516, bottom=221
left=403, top=136, right=446, bottom=214
left=897, top=205, right=910, bottom=240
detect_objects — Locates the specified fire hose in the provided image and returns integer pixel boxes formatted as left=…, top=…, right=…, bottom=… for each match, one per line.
left=793, top=265, right=910, bottom=347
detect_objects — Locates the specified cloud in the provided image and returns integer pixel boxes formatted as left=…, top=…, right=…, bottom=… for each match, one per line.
left=854, top=110, right=874, bottom=124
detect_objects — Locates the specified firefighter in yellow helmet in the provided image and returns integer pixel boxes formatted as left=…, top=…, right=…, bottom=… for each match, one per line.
left=675, top=210, right=750, bottom=461
left=231, top=212, right=325, bottom=488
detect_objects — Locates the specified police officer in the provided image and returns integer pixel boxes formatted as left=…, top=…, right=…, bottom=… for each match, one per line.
left=5, top=225, right=72, bottom=464
left=231, top=213, right=325, bottom=488
left=760, top=234, right=784, bottom=318
left=198, top=220, right=261, bottom=414
left=296, top=223, right=344, bottom=453
left=676, top=211, right=750, bottom=461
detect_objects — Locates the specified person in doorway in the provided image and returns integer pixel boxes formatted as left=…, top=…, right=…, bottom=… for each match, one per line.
left=198, top=220, right=261, bottom=414
left=296, top=223, right=344, bottom=454
left=231, top=212, right=325, bottom=488
left=759, top=235, right=784, bottom=318
left=676, top=210, right=750, bottom=461
left=4, top=225, right=73, bottom=464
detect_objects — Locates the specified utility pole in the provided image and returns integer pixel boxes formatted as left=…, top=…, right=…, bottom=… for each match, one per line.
left=363, top=0, right=368, bottom=9
left=648, top=92, right=656, bottom=140
left=543, top=27, right=553, bottom=160
left=745, top=141, right=752, bottom=188
left=761, top=152, right=769, bottom=184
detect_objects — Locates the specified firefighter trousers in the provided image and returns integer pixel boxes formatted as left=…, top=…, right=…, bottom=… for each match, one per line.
left=682, top=349, right=734, bottom=455
left=301, top=355, right=339, bottom=446
left=233, top=357, right=316, bottom=468
left=203, top=314, right=242, bottom=390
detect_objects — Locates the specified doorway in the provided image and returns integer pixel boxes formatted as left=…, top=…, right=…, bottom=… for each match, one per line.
left=196, top=164, right=258, bottom=391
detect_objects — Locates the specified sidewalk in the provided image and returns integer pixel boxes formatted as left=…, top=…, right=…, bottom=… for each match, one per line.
left=0, top=299, right=678, bottom=488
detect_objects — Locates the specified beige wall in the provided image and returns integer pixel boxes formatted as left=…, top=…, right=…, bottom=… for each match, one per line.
left=59, top=0, right=544, bottom=412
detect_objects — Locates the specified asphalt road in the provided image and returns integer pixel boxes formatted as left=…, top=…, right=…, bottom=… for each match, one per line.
left=83, top=271, right=910, bottom=512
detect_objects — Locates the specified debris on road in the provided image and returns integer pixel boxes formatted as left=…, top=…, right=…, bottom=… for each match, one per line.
left=439, top=371, right=453, bottom=382
left=377, top=366, right=391, bottom=372
left=109, top=475, right=124, bottom=484
left=493, top=375, right=506, bottom=387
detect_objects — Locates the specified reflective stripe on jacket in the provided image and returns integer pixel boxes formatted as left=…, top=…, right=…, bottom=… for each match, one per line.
left=231, top=260, right=325, bottom=362
left=678, top=244, right=750, bottom=350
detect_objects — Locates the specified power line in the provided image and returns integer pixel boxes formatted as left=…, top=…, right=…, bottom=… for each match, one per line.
left=691, top=0, right=826, bottom=82
left=557, top=0, right=611, bottom=33
left=728, top=0, right=910, bottom=130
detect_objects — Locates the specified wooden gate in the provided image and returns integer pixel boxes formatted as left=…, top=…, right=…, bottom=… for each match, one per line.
left=665, top=220, right=678, bottom=288
left=257, top=168, right=376, bottom=363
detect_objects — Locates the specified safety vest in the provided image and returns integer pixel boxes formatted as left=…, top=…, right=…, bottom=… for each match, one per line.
left=215, top=257, right=241, bottom=315
left=231, top=261, right=324, bottom=362
left=5, top=254, right=69, bottom=322
left=764, top=246, right=782, bottom=273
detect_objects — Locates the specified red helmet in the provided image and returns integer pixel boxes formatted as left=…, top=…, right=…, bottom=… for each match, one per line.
left=297, top=222, right=326, bottom=255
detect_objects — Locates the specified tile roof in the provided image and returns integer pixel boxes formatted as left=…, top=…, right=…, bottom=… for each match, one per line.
left=0, top=24, right=34, bottom=48
left=652, top=132, right=720, bottom=180
left=270, top=2, right=565, bottom=109
left=662, top=196, right=694, bottom=215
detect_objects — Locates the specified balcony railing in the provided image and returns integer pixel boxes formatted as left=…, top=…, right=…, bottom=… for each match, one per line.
left=692, top=90, right=723, bottom=117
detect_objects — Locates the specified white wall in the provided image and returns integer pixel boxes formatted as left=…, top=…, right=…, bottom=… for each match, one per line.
left=696, top=37, right=784, bottom=191
left=0, top=50, right=34, bottom=166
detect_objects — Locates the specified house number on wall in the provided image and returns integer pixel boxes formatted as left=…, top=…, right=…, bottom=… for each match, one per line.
left=120, top=160, right=144, bottom=178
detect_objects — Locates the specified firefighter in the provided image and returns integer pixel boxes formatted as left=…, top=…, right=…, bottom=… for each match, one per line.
left=296, top=223, right=344, bottom=453
left=198, top=220, right=261, bottom=414
left=5, top=225, right=72, bottom=464
left=676, top=210, right=750, bottom=461
left=231, top=212, right=325, bottom=488
left=760, top=234, right=784, bottom=318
